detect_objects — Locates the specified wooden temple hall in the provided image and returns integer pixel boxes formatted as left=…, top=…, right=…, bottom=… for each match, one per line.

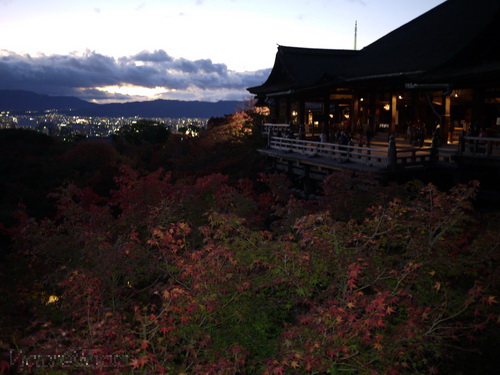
left=248, top=0, right=500, bottom=144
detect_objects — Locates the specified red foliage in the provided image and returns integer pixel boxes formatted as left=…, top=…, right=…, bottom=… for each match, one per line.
left=2, top=167, right=498, bottom=374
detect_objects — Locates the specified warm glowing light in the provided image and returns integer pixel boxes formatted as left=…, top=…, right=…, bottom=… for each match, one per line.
left=384, top=104, right=391, bottom=111
left=95, top=85, right=171, bottom=99
left=46, top=295, right=59, bottom=304
left=398, top=95, right=403, bottom=99
left=360, top=97, right=364, bottom=102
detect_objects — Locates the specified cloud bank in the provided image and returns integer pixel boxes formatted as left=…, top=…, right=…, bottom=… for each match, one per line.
left=0, top=49, right=271, bottom=103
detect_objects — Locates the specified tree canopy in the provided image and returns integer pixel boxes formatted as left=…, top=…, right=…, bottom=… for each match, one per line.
left=0, top=110, right=498, bottom=374
left=114, top=119, right=171, bottom=145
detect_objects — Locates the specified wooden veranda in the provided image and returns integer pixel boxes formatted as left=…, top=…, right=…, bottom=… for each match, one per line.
left=259, top=123, right=500, bottom=193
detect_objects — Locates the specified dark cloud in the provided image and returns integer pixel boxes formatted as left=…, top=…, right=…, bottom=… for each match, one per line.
left=0, top=50, right=271, bottom=102
left=77, top=88, right=133, bottom=103
left=131, top=50, right=174, bottom=63
left=172, top=58, right=228, bottom=75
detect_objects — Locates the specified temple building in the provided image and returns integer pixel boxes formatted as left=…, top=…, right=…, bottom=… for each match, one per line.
left=248, top=0, right=500, bottom=144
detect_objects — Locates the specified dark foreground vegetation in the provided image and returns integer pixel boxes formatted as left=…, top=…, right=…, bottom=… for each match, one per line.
left=0, top=109, right=498, bottom=374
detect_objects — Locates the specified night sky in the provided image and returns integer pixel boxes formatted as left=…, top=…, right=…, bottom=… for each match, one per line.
left=0, top=0, right=445, bottom=103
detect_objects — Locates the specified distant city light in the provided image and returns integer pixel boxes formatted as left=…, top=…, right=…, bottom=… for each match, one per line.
left=0, top=111, right=207, bottom=139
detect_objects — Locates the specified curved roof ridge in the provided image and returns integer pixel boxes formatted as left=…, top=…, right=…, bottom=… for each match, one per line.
left=278, top=45, right=357, bottom=57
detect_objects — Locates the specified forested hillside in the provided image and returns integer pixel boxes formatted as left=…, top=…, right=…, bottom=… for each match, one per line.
left=0, top=108, right=498, bottom=374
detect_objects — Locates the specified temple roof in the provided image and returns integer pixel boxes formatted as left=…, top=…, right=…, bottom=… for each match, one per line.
left=248, top=47, right=358, bottom=95
left=248, top=0, right=500, bottom=96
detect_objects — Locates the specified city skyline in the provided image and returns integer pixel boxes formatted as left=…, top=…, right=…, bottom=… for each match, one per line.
left=1, top=0, right=445, bottom=103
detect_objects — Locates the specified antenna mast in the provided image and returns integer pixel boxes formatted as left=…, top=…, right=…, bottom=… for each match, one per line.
left=354, top=20, right=358, bottom=50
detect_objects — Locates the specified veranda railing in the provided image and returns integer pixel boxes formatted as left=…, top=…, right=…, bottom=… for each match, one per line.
left=267, top=136, right=437, bottom=170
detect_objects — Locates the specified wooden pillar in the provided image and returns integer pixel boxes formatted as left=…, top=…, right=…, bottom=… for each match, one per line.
left=391, top=94, right=398, bottom=135
left=431, top=131, right=439, bottom=161
left=353, top=95, right=360, bottom=133
left=369, top=92, right=377, bottom=131
left=272, top=99, right=280, bottom=123
left=303, top=165, right=311, bottom=199
left=287, top=160, right=293, bottom=178
left=285, top=98, right=291, bottom=124
left=412, top=92, right=420, bottom=125
left=388, top=135, right=397, bottom=170
left=471, top=89, right=484, bottom=134
left=323, top=95, right=331, bottom=134
left=299, top=100, right=305, bottom=127
left=443, top=94, right=451, bottom=143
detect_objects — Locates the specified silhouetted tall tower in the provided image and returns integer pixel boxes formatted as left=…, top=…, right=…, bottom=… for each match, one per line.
left=354, top=20, right=358, bottom=50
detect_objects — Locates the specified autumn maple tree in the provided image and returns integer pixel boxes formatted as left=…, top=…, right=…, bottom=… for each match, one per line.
left=0, top=111, right=498, bottom=374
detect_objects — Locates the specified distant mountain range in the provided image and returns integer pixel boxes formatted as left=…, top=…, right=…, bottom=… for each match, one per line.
left=0, top=90, right=244, bottom=118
